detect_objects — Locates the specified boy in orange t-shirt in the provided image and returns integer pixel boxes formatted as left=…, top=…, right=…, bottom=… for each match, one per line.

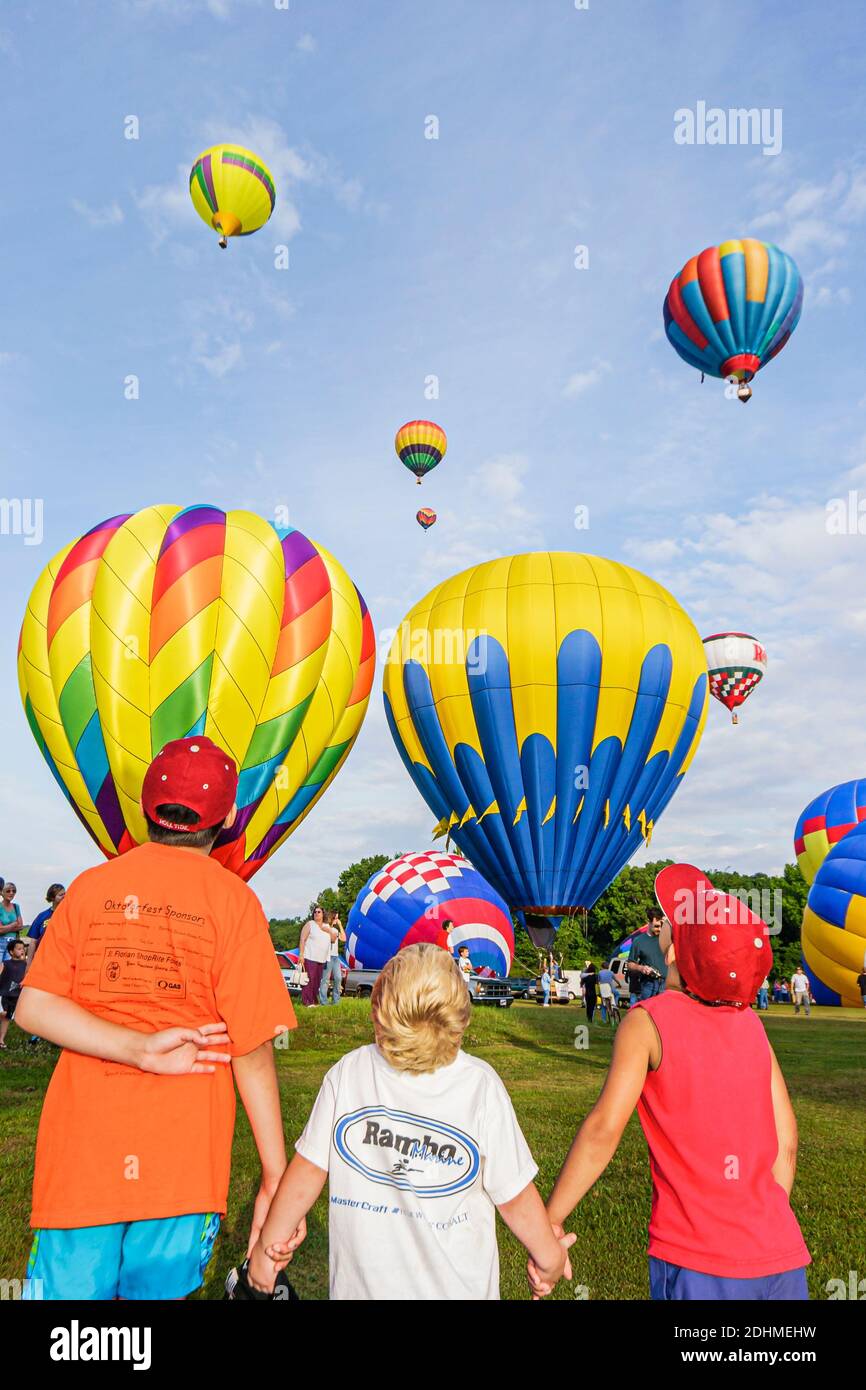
left=17, top=737, right=298, bottom=1300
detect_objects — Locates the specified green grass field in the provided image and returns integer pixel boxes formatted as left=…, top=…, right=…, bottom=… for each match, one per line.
left=1, top=1000, right=863, bottom=1300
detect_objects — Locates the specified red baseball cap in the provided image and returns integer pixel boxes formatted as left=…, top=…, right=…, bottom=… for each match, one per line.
left=654, top=863, right=773, bottom=1008
left=142, top=736, right=238, bottom=832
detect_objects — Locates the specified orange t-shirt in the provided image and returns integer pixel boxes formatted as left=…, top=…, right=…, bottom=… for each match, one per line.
left=25, top=842, right=296, bottom=1229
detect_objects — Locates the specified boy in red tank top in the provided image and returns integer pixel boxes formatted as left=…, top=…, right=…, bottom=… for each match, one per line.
left=533, top=864, right=810, bottom=1300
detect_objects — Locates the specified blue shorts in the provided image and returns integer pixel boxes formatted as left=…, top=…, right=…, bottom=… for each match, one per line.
left=650, top=1256, right=809, bottom=1301
left=25, top=1213, right=220, bottom=1300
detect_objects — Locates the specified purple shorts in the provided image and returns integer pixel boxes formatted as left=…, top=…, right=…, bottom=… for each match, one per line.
left=649, top=1257, right=809, bottom=1300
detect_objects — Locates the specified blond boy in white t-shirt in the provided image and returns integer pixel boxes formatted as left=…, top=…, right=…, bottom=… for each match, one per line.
left=247, top=943, right=573, bottom=1300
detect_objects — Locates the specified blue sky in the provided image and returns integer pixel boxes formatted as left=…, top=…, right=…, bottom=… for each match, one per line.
left=3, top=0, right=866, bottom=920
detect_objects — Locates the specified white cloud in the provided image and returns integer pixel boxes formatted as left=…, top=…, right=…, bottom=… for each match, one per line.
left=70, top=200, right=124, bottom=229
left=297, top=33, right=317, bottom=53
left=194, top=340, right=242, bottom=377
left=563, top=359, right=611, bottom=397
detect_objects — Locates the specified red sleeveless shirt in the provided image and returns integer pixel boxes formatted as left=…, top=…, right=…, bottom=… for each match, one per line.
left=637, top=990, right=810, bottom=1278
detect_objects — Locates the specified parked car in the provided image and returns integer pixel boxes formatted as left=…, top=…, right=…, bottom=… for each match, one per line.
left=533, top=975, right=570, bottom=1004
left=276, top=951, right=305, bottom=995
left=469, top=974, right=513, bottom=1007
left=506, top=976, right=535, bottom=1000
left=344, top=967, right=379, bottom=998
left=276, top=951, right=348, bottom=998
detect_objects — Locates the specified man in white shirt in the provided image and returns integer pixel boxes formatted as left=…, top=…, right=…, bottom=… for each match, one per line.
left=790, top=969, right=811, bottom=1017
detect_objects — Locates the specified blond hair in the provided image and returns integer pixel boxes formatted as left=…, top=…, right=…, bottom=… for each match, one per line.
left=371, top=943, right=471, bottom=1074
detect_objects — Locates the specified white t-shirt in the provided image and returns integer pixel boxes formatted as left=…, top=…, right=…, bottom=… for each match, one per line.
left=791, top=972, right=809, bottom=993
left=303, top=920, right=333, bottom=965
left=296, top=1043, right=537, bottom=1301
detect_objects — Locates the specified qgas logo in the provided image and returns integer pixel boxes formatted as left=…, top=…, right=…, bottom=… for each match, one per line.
left=335, top=1107, right=479, bottom=1198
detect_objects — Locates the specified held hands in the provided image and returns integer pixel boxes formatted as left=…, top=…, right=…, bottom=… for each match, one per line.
left=136, top=1022, right=232, bottom=1075
left=527, top=1223, right=576, bottom=1300
left=264, top=1224, right=306, bottom=1269
left=246, top=1224, right=307, bottom=1295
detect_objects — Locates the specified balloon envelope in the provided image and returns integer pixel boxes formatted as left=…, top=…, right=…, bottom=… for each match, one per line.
left=383, top=553, right=708, bottom=933
left=347, top=851, right=514, bottom=975
left=18, top=505, right=374, bottom=879
left=395, top=420, right=446, bottom=483
left=703, top=632, right=766, bottom=720
left=795, top=778, right=866, bottom=885
left=189, top=144, right=276, bottom=244
left=416, top=508, right=437, bottom=531
left=664, top=239, right=802, bottom=385
left=802, top=821, right=866, bottom=1006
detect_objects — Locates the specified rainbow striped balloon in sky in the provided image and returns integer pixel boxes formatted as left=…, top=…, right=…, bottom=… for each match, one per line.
left=18, top=505, right=375, bottom=879
left=664, top=238, right=803, bottom=391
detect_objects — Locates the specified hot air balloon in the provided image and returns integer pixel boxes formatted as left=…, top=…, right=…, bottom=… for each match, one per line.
left=416, top=508, right=437, bottom=531
left=703, top=632, right=767, bottom=724
left=794, top=779, right=866, bottom=885
left=663, top=239, right=803, bottom=401
left=801, top=820, right=866, bottom=1007
left=18, top=505, right=375, bottom=879
left=395, top=420, right=446, bottom=484
left=189, top=144, right=276, bottom=248
left=346, top=851, right=514, bottom=976
left=383, top=552, right=708, bottom=946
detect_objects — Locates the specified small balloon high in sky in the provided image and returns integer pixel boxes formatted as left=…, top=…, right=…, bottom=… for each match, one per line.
left=189, top=143, right=276, bottom=249
left=395, top=420, right=447, bottom=484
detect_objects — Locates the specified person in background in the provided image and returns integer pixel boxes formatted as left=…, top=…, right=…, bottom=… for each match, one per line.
left=25, top=884, right=66, bottom=964
left=626, top=958, right=643, bottom=1008
left=457, top=944, right=474, bottom=992
left=580, top=960, right=598, bottom=1023
left=857, top=968, right=866, bottom=1009
left=541, top=965, right=551, bottom=1007
left=0, top=939, right=28, bottom=1049
left=790, top=968, right=811, bottom=1018
left=757, top=976, right=770, bottom=1011
left=598, top=965, right=621, bottom=1027
left=435, top=918, right=455, bottom=953
left=299, top=906, right=331, bottom=1007
left=627, top=908, right=667, bottom=1000
left=0, top=883, right=24, bottom=960
left=318, top=911, right=346, bottom=1006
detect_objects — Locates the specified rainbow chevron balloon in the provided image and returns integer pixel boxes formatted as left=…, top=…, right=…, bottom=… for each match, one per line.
left=18, top=505, right=375, bottom=879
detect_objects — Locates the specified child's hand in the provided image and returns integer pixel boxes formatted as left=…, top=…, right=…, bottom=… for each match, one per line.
left=247, top=1240, right=279, bottom=1295
left=137, top=1022, right=232, bottom=1075
left=264, top=1219, right=307, bottom=1270
left=527, top=1224, right=576, bottom=1299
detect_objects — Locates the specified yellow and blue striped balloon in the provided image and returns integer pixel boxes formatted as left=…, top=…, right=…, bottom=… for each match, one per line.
left=802, top=822, right=866, bottom=1006
left=383, top=553, right=708, bottom=938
